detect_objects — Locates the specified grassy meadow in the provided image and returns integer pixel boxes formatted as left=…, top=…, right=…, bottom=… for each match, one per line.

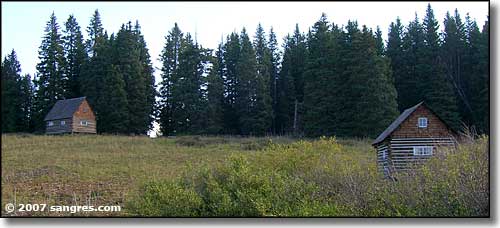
left=1, top=134, right=489, bottom=217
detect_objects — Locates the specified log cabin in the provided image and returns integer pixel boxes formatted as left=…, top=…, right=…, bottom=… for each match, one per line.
left=372, top=102, right=458, bottom=176
left=44, top=97, right=97, bottom=134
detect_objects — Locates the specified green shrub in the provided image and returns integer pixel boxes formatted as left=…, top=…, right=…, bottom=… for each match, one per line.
left=127, top=136, right=489, bottom=217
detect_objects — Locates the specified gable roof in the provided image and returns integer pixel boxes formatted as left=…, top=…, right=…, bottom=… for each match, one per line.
left=44, top=97, right=87, bottom=121
left=372, top=102, right=424, bottom=146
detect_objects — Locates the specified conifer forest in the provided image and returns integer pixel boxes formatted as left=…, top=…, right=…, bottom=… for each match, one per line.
left=1, top=4, right=489, bottom=137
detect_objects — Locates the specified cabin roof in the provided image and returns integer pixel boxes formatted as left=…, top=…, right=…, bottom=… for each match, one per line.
left=44, top=97, right=87, bottom=121
left=372, top=102, right=425, bottom=146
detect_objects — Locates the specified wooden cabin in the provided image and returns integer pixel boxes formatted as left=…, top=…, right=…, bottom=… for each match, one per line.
left=44, top=97, right=97, bottom=134
left=372, top=102, right=458, bottom=176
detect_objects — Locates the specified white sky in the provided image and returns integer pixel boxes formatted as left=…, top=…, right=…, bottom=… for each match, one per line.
left=1, top=1, right=489, bottom=82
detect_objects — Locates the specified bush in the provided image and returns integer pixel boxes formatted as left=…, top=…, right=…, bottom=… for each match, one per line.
left=127, top=136, right=489, bottom=217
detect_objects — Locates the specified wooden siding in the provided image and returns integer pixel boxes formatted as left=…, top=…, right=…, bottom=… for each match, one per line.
left=376, top=142, right=390, bottom=175
left=46, top=118, right=72, bottom=134
left=389, top=137, right=456, bottom=171
left=72, top=100, right=96, bottom=134
left=391, top=105, right=455, bottom=138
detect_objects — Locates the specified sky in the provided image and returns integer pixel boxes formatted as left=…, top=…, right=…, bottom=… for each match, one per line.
left=1, top=1, right=489, bottom=81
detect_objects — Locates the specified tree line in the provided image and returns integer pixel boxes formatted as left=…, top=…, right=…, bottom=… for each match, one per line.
left=1, top=4, right=489, bottom=137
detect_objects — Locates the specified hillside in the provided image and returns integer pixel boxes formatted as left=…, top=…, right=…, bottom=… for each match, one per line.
left=1, top=134, right=488, bottom=217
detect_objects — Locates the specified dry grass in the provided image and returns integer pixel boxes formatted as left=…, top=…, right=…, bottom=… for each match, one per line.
left=1, top=134, right=289, bottom=216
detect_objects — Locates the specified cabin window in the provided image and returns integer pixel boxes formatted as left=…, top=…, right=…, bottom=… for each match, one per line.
left=47, top=121, right=54, bottom=127
left=80, top=120, right=88, bottom=126
left=83, top=107, right=88, bottom=113
left=413, top=146, right=433, bottom=156
left=418, top=117, right=428, bottom=128
left=60, top=120, right=66, bottom=126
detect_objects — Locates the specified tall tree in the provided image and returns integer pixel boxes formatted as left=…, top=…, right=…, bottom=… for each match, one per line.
left=441, top=9, right=468, bottom=130
left=399, top=14, right=426, bottom=110
left=205, top=43, right=225, bottom=134
left=222, top=32, right=241, bottom=134
left=158, top=23, right=183, bottom=136
left=80, top=10, right=107, bottom=131
left=86, top=9, right=104, bottom=58
left=386, top=17, right=406, bottom=111
left=422, top=4, right=460, bottom=130
left=169, top=33, right=205, bottom=134
left=63, top=14, right=87, bottom=98
left=1, top=50, right=22, bottom=132
left=268, top=27, right=281, bottom=133
left=236, top=28, right=266, bottom=135
left=114, top=22, right=149, bottom=135
left=276, top=24, right=307, bottom=134
left=133, top=21, right=157, bottom=132
left=18, top=74, right=34, bottom=132
left=303, top=14, right=336, bottom=136
left=33, top=13, right=67, bottom=132
left=251, top=24, right=273, bottom=135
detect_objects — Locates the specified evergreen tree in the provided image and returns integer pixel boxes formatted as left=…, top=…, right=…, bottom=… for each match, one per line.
left=18, top=74, right=34, bottom=132
left=114, top=22, right=149, bottom=135
left=33, top=13, right=67, bottom=132
left=303, top=14, right=336, bottom=136
left=222, top=32, right=241, bottom=134
left=63, top=14, right=87, bottom=98
left=133, top=21, right=156, bottom=132
left=276, top=24, right=307, bottom=135
left=386, top=17, right=406, bottom=111
left=268, top=27, right=280, bottom=133
left=374, top=26, right=385, bottom=56
left=158, top=23, right=183, bottom=136
left=422, top=4, right=460, bottom=130
left=251, top=24, right=273, bottom=135
left=205, top=43, right=225, bottom=134
left=80, top=10, right=106, bottom=131
left=86, top=9, right=104, bottom=57
left=441, top=9, right=468, bottom=130
left=170, top=33, right=205, bottom=134
left=275, top=35, right=296, bottom=134
left=399, top=14, right=425, bottom=110
left=1, top=50, right=22, bottom=132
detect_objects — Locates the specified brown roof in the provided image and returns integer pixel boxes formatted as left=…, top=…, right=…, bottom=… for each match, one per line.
left=372, top=102, right=424, bottom=145
left=44, top=97, right=87, bottom=121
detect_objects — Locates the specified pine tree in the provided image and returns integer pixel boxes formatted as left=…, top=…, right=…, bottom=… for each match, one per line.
left=33, top=13, right=67, bottom=132
left=63, top=14, right=87, bottom=98
left=386, top=17, right=406, bottom=111
left=206, top=43, right=225, bottom=134
left=441, top=9, right=468, bottom=130
left=463, top=15, right=488, bottom=133
left=133, top=21, right=156, bottom=132
left=303, top=14, right=336, bottom=136
left=276, top=24, right=307, bottom=135
left=80, top=9, right=106, bottom=128
left=170, top=33, right=204, bottom=134
left=86, top=9, right=104, bottom=58
left=98, top=63, right=129, bottom=133
left=399, top=14, right=425, bottom=110
left=18, top=74, right=34, bottom=132
left=268, top=27, right=280, bottom=133
left=114, top=22, right=149, bottom=135
left=374, top=26, right=385, bottom=56
left=275, top=35, right=296, bottom=134
left=158, top=23, right=183, bottom=136
left=421, top=4, right=461, bottom=130
left=222, top=32, right=241, bottom=134
left=251, top=24, right=273, bottom=135
left=1, top=50, right=22, bottom=132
